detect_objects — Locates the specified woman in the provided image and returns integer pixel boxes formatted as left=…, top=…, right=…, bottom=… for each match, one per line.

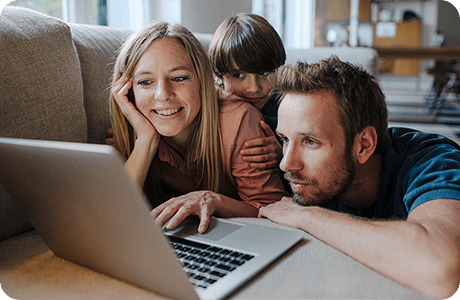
left=110, top=21, right=287, bottom=233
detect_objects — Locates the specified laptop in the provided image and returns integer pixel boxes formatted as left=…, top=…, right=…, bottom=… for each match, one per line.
left=0, top=137, right=303, bottom=300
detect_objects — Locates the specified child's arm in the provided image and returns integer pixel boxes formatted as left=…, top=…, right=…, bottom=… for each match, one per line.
left=240, top=120, right=282, bottom=169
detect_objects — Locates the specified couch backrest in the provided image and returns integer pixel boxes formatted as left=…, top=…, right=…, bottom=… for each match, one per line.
left=69, top=23, right=132, bottom=144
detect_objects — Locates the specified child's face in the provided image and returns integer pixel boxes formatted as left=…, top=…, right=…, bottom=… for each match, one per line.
left=219, top=65, right=275, bottom=110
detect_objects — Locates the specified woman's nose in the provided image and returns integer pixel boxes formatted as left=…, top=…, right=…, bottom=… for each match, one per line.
left=155, top=80, right=173, bottom=101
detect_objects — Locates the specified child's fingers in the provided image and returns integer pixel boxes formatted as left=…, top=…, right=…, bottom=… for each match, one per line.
left=259, top=120, right=275, bottom=137
left=242, top=137, right=270, bottom=149
left=249, top=161, right=279, bottom=170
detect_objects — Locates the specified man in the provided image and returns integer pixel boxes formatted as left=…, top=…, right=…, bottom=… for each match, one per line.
left=259, top=56, right=460, bottom=299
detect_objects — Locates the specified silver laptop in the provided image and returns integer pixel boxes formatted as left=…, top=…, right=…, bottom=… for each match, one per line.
left=0, top=137, right=302, bottom=300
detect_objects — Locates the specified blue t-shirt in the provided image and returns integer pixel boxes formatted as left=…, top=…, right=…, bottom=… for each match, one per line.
left=260, top=93, right=282, bottom=133
left=331, top=127, right=460, bottom=219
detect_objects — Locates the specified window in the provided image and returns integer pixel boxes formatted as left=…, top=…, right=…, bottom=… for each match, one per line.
left=8, top=0, right=65, bottom=19
left=7, top=0, right=180, bottom=30
left=253, top=0, right=315, bottom=49
left=8, top=0, right=313, bottom=44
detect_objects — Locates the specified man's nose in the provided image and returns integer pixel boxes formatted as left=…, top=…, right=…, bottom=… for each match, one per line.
left=280, top=143, right=302, bottom=173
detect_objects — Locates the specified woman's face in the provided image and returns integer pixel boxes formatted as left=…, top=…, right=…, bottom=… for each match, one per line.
left=132, top=38, right=201, bottom=145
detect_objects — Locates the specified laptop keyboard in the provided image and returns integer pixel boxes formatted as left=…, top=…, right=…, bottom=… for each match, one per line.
left=167, top=235, right=254, bottom=289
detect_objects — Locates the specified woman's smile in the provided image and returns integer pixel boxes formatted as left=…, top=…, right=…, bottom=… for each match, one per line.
left=153, top=107, right=184, bottom=116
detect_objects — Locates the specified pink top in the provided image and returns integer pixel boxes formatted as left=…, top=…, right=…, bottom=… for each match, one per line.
left=157, top=100, right=287, bottom=209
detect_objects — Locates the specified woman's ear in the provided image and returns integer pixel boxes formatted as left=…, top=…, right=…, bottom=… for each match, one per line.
left=353, top=126, right=378, bottom=165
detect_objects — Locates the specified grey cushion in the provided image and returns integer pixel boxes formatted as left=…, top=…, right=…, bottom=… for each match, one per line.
left=70, top=23, right=132, bottom=144
left=0, top=7, right=87, bottom=142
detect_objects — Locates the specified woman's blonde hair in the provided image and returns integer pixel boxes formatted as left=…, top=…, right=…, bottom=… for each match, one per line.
left=109, top=21, right=224, bottom=202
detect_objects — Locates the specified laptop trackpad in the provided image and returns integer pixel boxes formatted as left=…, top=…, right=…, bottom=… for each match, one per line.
left=168, top=216, right=244, bottom=241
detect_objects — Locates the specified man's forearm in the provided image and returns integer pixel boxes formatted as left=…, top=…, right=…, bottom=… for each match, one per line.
left=294, top=205, right=459, bottom=299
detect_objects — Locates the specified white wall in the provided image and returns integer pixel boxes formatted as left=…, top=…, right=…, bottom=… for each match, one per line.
left=181, top=0, right=252, bottom=34
left=438, top=0, right=460, bottom=46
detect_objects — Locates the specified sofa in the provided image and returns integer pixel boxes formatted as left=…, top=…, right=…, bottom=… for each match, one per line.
left=0, top=6, right=384, bottom=299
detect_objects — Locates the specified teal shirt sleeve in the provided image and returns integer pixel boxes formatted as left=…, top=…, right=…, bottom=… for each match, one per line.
left=380, top=128, right=460, bottom=218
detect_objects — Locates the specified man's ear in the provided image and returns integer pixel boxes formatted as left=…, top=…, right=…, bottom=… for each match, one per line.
left=353, top=126, right=378, bottom=164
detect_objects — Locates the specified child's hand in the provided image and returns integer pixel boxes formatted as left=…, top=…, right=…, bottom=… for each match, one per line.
left=240, top=120, right=282, bottom=170
left=103, top=128, right=114, bottom=146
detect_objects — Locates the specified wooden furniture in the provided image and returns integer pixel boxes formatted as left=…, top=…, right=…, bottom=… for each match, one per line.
left=372, top=46, right=460, bottom=76
left=373, top=20, right=422, bottom=75
left=325, top=0, right=371, bottom=22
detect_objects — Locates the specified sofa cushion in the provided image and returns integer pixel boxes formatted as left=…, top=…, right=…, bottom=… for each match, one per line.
left=0, top=7, right=87, bottom=141
left=69, top=23, right=132, bottom=144
left=0, top=7, right=87, bottom=242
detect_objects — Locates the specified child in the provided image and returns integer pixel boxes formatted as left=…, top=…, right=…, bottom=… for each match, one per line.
left=208, top=13, right=286, bottom=170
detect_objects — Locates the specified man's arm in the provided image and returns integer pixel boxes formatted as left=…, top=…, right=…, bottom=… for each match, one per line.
left=259, top=197, right=460, bottom=299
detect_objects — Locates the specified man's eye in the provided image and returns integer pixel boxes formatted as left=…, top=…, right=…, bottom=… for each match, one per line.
left=305, top=139, right=317, bottom=146
left=260, top=71, right=270, bottom=76
left=233, top=73, right=244, bottom=79
left=279, top=136, right=289, bottom=145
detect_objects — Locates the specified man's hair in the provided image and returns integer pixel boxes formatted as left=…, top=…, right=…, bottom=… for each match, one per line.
left=208, top=13, right=286, bottom=77
left=275, top=56, right=391, bottom=155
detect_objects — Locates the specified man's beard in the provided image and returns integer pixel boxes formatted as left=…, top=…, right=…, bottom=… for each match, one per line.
left=286, top=151, right=356, bottom=207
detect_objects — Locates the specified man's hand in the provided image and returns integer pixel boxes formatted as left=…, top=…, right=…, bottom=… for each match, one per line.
left=240, top=120, right=282, bottom=169
left=259, top=197, right=304, bottom=228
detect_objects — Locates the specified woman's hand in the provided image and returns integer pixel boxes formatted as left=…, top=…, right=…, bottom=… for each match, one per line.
left=152, top=191, right=259, bottom=234
left=152, top=191, right=223, bottom=234
left=111, top=77, right=159, bottom=142
left=240, top=120, right=282, bottom=170
left=112, top=77, right=161, bottom=187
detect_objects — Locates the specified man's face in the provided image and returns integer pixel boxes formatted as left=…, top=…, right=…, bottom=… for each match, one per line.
left=276, top=91, right=356, bottom=207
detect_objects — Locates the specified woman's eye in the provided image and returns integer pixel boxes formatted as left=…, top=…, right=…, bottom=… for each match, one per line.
left=233, top=73, right=244, bottom=79
left=172, top=76, right=188, bottom=82
left=138, top=80, right=151, bottom=86
left=260, top=71, right=270, bottom=76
